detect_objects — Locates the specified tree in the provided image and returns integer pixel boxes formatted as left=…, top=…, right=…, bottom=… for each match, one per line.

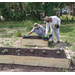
left=0, top=2, right=26, bottom=21
left=26, top=2, right=42, bottom=20
left=43, top=2, right=55, bottom=16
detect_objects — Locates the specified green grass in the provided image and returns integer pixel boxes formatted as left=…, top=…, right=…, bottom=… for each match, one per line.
left=60, top=25, right=75, bottom=51
left=16, top=30, right=21, bottom=37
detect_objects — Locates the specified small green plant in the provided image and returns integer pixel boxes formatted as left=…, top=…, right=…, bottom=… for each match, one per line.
left=15, top=49, right=20, bottom=52
left=16, top=30, right=21, bottom=37
left=35, top=34, right=36, bottom=38
left=55, top=23, right=59, bottom=28
left=30, top=49, right=34, bottom=53
left=17, top=53, right=20, bottom=55
left=58, top=68, right=67, bottom=72
left=2, top=49, right=8, bottom=53
left=42, top=35, right=48, bottom=38
left=56, top=50, right=60, bottom=54
left=42, top=50, right=47, bottom=55
left=42, top=50, right=46, bottom=53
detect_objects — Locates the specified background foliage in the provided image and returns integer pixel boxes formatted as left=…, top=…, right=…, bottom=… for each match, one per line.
left=0, top=2, right=75, bottom=21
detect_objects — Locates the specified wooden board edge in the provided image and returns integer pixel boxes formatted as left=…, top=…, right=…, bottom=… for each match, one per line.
left=21, top=38, right=48, bottom=46
left=64, top=50, right=71, bottom=68
left=64, top=50, right=71, bottom=59
left=0, top=55, right=70, bottom=68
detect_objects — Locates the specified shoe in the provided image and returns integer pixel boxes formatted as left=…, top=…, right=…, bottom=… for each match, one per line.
left=57, top=41, right=60, bottom=43
left=51, top=41, right=54, bottom=43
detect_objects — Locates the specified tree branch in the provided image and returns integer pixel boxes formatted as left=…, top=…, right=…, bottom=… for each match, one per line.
left=56, top=2, right=62, bottom=15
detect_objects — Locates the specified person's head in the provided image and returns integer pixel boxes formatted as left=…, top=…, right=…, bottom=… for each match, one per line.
left=44, top=16, right=52, bottom=23
left=34, top=23, right=40, bottom=29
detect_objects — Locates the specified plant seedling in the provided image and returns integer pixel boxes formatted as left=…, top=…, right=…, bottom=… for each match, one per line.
left=16, top=30, right=21, bottom=37
left=18, top=53, right=20, bottom=55
left=42, top=50, right=46, bottom=53
left=42, top=50, right=46, bottom=55
left=42, top=35, right=48, bottom=38
left=2, top=49, right=8, bottom=54
left=15, top=49, right=20, bottom=52
left=55, top=23, right=59, bottom=28
left=56, top=50, right=60, bottom=55
left=35, top=34, right=36, bottom=38
left=30, top=49, right=34, bottom=53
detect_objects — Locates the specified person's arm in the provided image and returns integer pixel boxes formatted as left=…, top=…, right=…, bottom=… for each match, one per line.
left=57, top=17, right=61, bottom=26
left=28, top=31, right=32, bottom=35
left=25, top=28, right=35, bottom=37
left=25, top=31, right=32, bottom=37
left=46, top=23, right=49, bottom=34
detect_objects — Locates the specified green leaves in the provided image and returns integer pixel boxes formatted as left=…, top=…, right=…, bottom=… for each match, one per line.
left=42, top=50, right=46, bottom=53
left=30, top=49, right=34, bottom=53
left=16, top=30, right=21, bottom=37
left=15, top=49, right=20, bottom=52
left=44, top=2, right=55, bottom=16
left=2, top=49, right=8, bottom=53
left=56, top=50, right=60, bottom=54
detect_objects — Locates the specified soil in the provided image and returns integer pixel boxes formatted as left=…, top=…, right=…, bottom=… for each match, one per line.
left=0, top=63, right=72, bottom=72
left=0, top=47, right=71, bottom=72
left=0, top=47, right=67, bottom=59
left=23, top=36, right=43, bottom=39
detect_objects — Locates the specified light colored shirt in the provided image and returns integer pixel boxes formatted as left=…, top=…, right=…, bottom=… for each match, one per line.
left=49, top=16, right=61, bottom=28
left=31, top=25, right=45, bottom=36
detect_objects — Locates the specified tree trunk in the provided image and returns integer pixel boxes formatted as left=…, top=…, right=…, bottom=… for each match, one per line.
left=73, top=8, right=75, bottom=16
left=56, top=2, right=62, bottom=15
left=13, top=3, right=18, bottom=13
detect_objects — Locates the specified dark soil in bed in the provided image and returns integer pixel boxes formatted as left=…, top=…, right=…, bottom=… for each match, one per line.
left=0, top=47, right=67, bottom=59
left=23, top=35, right=42, bottom=39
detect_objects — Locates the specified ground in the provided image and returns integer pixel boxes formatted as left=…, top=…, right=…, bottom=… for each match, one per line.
left=0, top=23, right=75, bottom=72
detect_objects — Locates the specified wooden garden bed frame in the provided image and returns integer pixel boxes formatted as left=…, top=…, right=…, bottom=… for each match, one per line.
left=0, top=50, right=71, bottom=68
left=21, top=37, right=49, bottom=46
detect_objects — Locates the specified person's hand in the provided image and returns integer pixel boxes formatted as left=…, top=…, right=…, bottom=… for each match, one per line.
left=25, top=34, right=29, bottom=37
left=57, top=25, right=60, bottom=28
left=55, top=24, right=60, bottom=28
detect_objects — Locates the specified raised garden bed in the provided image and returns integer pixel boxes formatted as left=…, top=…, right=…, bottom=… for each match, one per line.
left=21, top=36, right=48, bottom=46
left=0, top=47, right=71, bottom=68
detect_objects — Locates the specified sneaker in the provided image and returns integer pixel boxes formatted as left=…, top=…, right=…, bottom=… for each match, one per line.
left=51, top=41, right=54, bottom=43
left=57, top=41, right=60, bottom=43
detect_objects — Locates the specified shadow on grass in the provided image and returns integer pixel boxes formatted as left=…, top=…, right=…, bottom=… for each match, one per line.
left=48, top=41, right=72, bottom=48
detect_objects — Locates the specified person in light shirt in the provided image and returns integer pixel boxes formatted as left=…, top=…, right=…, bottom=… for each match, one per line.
left=44, top=16, right=61, bottom=43
left=25, top=23, right=46, bottom=37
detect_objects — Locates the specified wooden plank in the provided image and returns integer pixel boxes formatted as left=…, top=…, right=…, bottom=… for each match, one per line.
left=64, top=50, right=71, bottom=68
left=21, top=38, right=48, bottom=46
left=0, top=55, right=70, bottom=68
left=65, top=50, right=71, bottom=59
